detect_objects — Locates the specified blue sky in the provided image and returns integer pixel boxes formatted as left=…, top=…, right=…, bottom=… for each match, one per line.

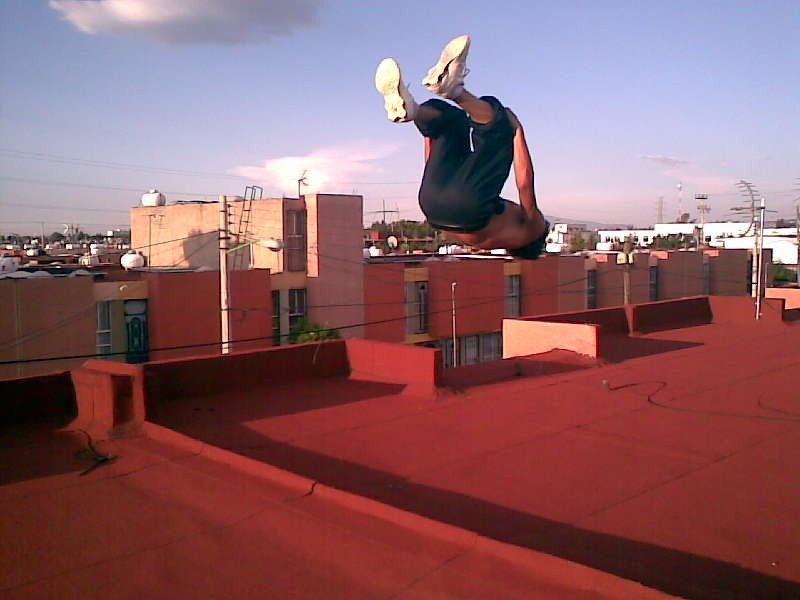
left=1, top=0, right=798, bottom=236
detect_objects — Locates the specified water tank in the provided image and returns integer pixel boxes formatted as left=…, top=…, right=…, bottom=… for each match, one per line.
left=121, top=250, right=145, bottom=270
left=0, top=255, right=18, bottom=273
left=141, top=189, right=166, bottom=207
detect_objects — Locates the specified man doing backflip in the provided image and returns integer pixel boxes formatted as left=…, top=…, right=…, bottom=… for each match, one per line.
left=375, top=35, right=549, bottom=259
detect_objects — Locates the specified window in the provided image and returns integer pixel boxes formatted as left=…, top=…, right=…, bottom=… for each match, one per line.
left=480, top=332, right=502, bottom=361
left=504, top=274, right=521, bottom=317
left=460, top=335, right=480, bottom=365
left=96, top=301, right=112, bottom=356
left=285, top=210, right=307, bottom=272
left=288, top=288, right=307, bottom=333
left=649, top=266, right=659, bottom=301
left=440, top=332, right=503, bottom=368
left=272, top=290, right=281, bottom=345
left=405, top=281, right=428, bottom=334
left=440, top=338, right=454, bottom=368
left=586, top=269, right=597, bottom=309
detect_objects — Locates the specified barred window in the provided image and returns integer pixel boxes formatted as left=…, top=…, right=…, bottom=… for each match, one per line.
left=405, top=281, right=428, bottom=334
left=504, top=274, right=521, bottom=317
left=96, top=301, right=112, bottom=356
left=649, top=266, right=659, bottom=301
left=285, top=210, right=307, bottom=272
left=586, top=269, right=597, bottom=309
left=272, top=290, right=281, bottom=345
left=288, top=288, right=307, bottom=333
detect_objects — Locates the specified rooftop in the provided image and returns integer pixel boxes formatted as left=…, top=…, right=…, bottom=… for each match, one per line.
left=2, top=294, right=799, bottom=598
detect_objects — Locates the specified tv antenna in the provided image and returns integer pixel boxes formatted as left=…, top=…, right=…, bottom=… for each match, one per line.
left=732, top=180, right=759, bottom=236
left=364, top=199, right=400, bottom=224
left=297, top=170, right=309, bottom=199
left=695, top=194, right=711, bottom=226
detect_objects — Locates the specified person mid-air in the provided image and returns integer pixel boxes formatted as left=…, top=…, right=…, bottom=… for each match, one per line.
left=375, top=35, right=549, bottom=259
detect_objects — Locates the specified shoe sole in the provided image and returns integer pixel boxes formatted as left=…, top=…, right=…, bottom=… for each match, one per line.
left=422, top=35, right=470, bottom=90
left=375, top=58, right=409, bottom=123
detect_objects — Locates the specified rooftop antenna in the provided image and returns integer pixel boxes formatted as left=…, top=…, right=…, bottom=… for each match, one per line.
left=297, top=170, right=309, bottom=200
left=676, top=182, right=683, bottom=221
left=695, top=194, right=710, bottom=226
left=732, top=180, right=759, bottom=236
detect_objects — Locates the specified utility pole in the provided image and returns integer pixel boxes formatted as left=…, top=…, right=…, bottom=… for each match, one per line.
left=622, top=236, right=633, bottom=304
left=755, top=197, right=766, bottom=320
left=451, top=282, right=458, bottom=368
left=219, top=195, right=231, bottom=354
left=795, top=178, right=800, bottom=283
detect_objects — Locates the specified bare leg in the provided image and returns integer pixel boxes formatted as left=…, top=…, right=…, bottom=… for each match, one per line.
left=452, top=90, right=495, bottom=124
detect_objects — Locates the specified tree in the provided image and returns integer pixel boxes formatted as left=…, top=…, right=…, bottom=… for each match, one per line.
left=773, top=261, right=798, bottom=284
left=287, top=318, right=342, bottom=344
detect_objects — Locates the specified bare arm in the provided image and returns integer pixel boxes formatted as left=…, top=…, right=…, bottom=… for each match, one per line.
left=424, top=136, right=431, bottom=163
left=507, top=110, right=538, bottom=217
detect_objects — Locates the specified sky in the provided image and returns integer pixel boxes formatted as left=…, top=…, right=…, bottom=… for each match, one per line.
left=1, top=0, right=798, bottom=236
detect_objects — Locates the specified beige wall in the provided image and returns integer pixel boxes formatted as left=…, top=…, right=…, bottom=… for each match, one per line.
left=766, top=287, right=800, bottom=309
left=305, top=194, right=364, bottom=338
left=131, top=198, right=296, bottom=272
left=131, top=203, right=220, bottom=269
left=0, top=277, right=96, bottom=380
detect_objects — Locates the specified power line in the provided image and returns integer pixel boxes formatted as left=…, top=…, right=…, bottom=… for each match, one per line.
left=0, top=176, right=220, bottom=199
left=0, top=148, right=420, bottom=187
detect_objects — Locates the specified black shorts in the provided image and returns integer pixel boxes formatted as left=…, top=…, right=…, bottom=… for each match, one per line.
left=415, top=96, right=515, bottom=232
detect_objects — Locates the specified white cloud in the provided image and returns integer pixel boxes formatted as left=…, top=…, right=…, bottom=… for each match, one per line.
left=229, top=142, right=401, bottom=195
left=641, top=154, right=690, bottom=168
left=49, top=0, right=324, bottom=44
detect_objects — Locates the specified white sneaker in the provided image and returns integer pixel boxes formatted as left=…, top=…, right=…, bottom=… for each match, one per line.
left=375, top=58, right=418, bottom=123
left=422, top=35, right=471, bottom=99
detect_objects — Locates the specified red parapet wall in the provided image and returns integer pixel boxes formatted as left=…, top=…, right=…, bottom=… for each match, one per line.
left=142, top=340, right=351, bottom=403
left=709, top=295, right=788, bottom=325
left=629, top=296, right=712, bottom=333
left=345, top=338, right=441, bottom=394
left=66, top=339, right=442, bottom=439
left=520, top=306, right=631, bottom=335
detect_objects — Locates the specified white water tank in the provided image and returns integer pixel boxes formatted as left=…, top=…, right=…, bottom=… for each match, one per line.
left=121, top=250, right=145, bottom=270
left=0, top=255, right=18, bottom=273
left=141, top=189, right=166, bottom=207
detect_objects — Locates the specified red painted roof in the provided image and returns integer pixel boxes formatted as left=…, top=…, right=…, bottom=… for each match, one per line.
left=3, top=296, right=799, bottom=597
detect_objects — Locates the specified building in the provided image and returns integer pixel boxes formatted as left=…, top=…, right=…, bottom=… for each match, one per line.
left=362, top=248, right=755, bottom=367
left=130, top=193, right=365, bottom=342
left=1, top=243, right=762, bottom=379
left=0, top=267, right=273, bottom=380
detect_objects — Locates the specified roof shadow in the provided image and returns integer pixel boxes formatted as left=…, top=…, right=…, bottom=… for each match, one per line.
left=0, top=428, right=93, bottom=486
left=441, top=353, right=595, bottom=388
left=150, top=377, right=406, bottom=425
left=154, top=420, right=800, bottom=599
left=600, top=335, right=704, bottom=363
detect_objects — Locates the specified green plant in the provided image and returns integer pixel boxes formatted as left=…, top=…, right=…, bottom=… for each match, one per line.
left=287, top=318, right=341, bottom=344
